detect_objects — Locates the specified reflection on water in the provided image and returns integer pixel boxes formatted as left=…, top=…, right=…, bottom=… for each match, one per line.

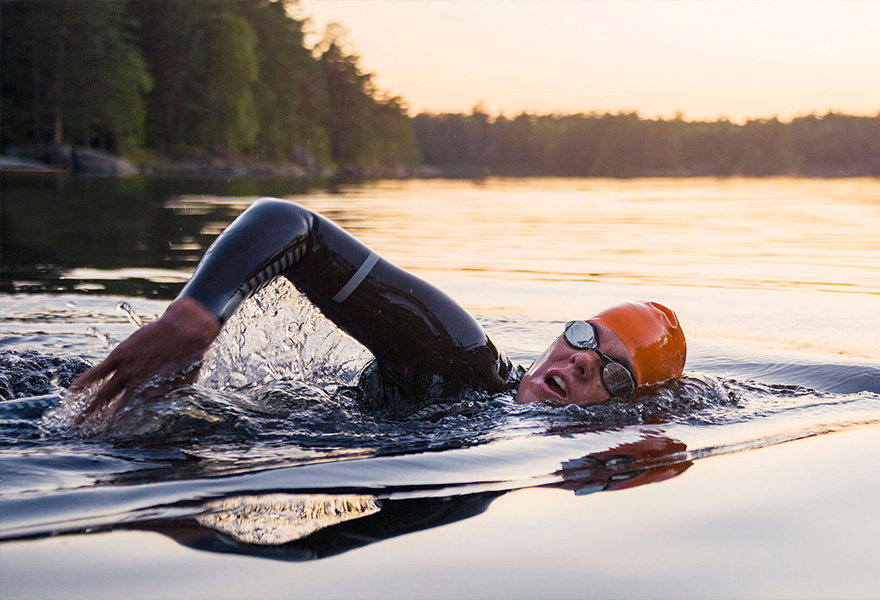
left=1, top=176, right=879, bottom=596
left=3, top=176, right=879, bottom=296
left=0, top=431, right=694, bottom=563
left=302, top=178, right=880, bottom=296
left=195, top=494, right=383, bottom=546
left=4, top=176, right=878, bottom=361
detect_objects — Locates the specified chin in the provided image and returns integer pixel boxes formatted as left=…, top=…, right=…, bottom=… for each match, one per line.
left=515, top=386, right=562, bottom=406
left=514, top=389, right=531, bottom=404
left=514, top=384, right=540, bottom=405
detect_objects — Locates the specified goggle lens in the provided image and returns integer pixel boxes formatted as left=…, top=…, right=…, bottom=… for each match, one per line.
left=602, top=362, right=635, bottom=396
left=564, top=321, right=636, bottom=397
left=564, top=320, right=598, bottom=350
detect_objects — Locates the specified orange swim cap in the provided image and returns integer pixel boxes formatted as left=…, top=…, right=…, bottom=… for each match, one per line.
left=589, top=301, right=686, bottom=387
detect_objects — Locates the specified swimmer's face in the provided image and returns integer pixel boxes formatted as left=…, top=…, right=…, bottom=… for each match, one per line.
left=515, top=322, right=636, bottom=406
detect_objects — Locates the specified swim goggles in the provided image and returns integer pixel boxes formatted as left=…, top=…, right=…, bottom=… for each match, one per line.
left=564, top=320, right=637, bottom=397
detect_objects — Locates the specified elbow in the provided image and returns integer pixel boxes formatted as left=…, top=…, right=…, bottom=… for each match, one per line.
left=244, top=198, right=316, bottom=230
left=249, top=197, right=310, bottom=218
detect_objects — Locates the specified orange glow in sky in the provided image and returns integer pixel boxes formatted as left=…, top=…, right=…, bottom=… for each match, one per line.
left=297, top=0, right=880, bottom=122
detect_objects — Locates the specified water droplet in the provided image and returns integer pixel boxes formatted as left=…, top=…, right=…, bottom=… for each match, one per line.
left=116, top=302, right=143, bottom=328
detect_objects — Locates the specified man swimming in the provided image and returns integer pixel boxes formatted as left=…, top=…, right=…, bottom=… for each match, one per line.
left=72, top=199, right=687, bottom=419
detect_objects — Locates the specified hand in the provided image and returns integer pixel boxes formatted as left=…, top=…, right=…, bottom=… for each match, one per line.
left=70, top=297, right=222, bottom=423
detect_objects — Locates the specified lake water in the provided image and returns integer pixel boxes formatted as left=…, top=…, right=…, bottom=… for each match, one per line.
left=1, top=175, right=879, bottom=599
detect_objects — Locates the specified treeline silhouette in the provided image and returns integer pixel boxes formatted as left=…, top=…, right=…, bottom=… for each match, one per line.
left=2, top=0, right=877, bottom=177
left=414, top=109, right=880, bottom=177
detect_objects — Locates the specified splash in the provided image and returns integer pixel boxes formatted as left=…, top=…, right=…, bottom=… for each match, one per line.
left=38, top=280, right=372, bottom=439
left=8, top=278, right=877, bottom=458
left=0, top=350, right=91, bottom=400
left=116, top=301, right=145, bottom=328
left=198, top=279, right=371, bottom=391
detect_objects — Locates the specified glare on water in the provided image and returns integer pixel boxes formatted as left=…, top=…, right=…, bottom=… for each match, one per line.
left=1, top=175, right=879, bottom=599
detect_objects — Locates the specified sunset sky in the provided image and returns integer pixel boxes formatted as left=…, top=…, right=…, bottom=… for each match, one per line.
left=297, top=0, right=880, bottom=122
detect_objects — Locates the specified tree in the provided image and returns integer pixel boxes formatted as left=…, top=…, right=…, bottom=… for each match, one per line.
left=201, top=11, right=259, bottom=153
left=319, top=24, right=378, bottom=167
left=134, top=0, right=209, bottom=155
left=240, top=0, right=331, bottom=165
left=1, top=0, right=151, bottom=157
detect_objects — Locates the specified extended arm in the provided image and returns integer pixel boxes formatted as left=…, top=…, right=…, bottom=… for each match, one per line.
left=73, top=199, right=513, bottom=418
left=181, top=198, right=511, bottom=388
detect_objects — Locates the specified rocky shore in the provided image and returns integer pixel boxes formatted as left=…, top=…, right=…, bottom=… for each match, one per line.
left=0, top=145, right=323, bottom=177
left=0, top=145, right=439, bottom=179
left=4, top=144, right=870, bottom=179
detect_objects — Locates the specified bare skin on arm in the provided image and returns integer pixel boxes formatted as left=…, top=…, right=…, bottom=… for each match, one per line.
left=70, top=297, right=221, bottom=422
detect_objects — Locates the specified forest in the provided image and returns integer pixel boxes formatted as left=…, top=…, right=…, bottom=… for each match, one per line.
left=2, top=0, right=878, bottom=177
left=414, top=109, right=880, bottom=177
left=0, top=0, right=419, bottom=172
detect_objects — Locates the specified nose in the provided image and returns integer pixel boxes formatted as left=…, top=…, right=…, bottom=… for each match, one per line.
left=570, top=349, right=601, bottom=380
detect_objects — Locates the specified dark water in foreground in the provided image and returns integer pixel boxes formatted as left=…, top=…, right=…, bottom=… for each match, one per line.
left=1, top=176, right=879, bottom=598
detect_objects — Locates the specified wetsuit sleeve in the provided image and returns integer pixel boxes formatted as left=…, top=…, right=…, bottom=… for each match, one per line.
left=178, top=198, right=513, bottom=395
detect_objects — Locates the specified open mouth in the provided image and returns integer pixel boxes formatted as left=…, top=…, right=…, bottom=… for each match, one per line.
left=545, top=374, right=567, bottom=399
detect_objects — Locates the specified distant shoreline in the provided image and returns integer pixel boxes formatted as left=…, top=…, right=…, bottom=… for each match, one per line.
left=2, top=148, right=875, bottom=180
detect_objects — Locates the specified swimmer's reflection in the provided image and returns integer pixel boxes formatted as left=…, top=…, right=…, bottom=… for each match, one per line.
left=137, top=435, right=692, bottom=561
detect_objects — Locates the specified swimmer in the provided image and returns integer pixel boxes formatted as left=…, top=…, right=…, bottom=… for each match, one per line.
left=71, top=199, right=686, bottom=419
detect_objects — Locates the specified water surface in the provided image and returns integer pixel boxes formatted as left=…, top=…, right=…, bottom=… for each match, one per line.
left=1, top=176, right=878, bottom=599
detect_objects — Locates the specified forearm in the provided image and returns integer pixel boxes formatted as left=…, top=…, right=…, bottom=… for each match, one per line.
left=158, top=296, right=222, bottom=350
left=178, top=198, right=319, bottom=323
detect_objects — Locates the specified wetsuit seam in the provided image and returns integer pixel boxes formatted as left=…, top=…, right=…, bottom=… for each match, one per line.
left=218, top=243, right=306, bottom=322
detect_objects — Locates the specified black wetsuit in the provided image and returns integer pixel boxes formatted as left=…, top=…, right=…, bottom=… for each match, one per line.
left=179, top=198, right=520, bottom=416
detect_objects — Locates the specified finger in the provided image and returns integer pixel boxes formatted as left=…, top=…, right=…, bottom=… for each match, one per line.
left=80, top=370, right=128, bottom=417
left=76, top=384, right=121, bottom=425
left=70, top=357, right=118, bottom=391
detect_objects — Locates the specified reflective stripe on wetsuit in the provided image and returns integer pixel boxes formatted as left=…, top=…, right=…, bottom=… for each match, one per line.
left=178, top=199, right=517, bottom=412
left=332, top=251, right=379, bottom=303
